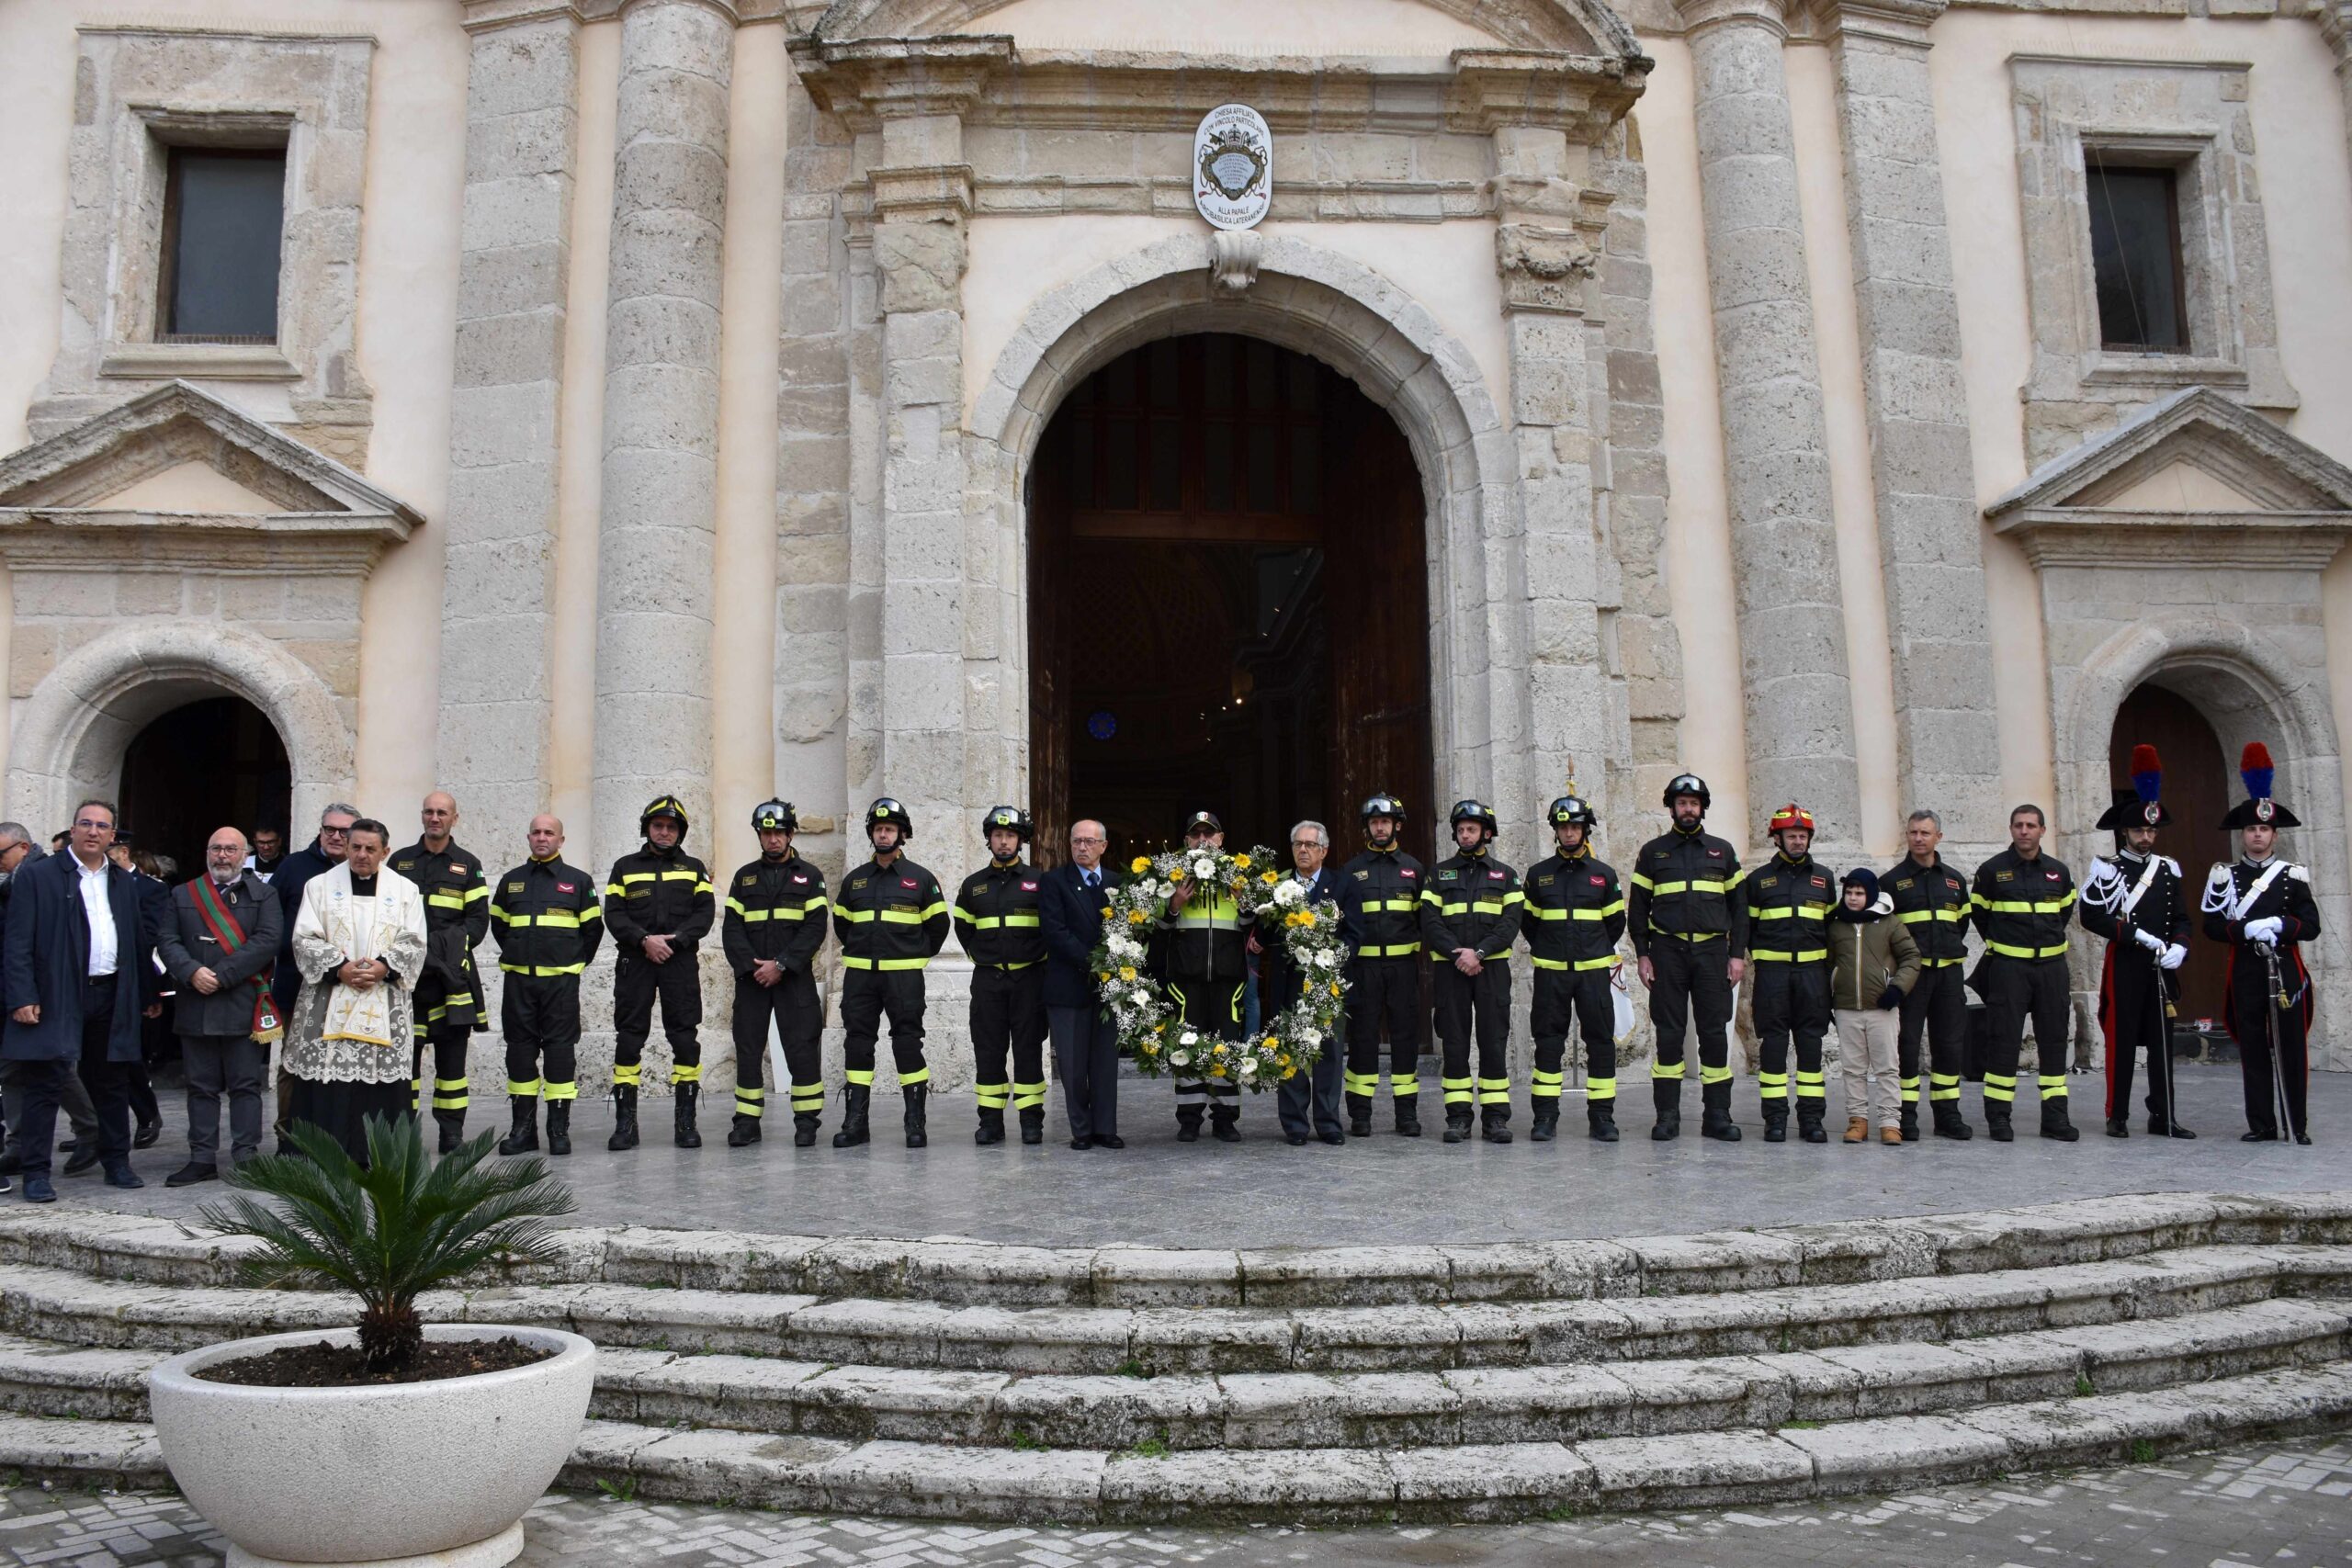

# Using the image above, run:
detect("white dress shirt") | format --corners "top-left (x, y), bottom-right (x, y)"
top-left (76, 856), bottom-right (118, 977)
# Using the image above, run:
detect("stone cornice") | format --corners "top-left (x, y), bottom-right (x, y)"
top-left (1804, 0), bottom-right (1947, 46)
top-left (2001, 517), bottom-right (2349, 571)
top-left (869, 162), bottom-right (975, 222)
top-left (0, 515), bottom-right (408, 579)
top-left (459, 0), bottom-right (590, 33)
top-left (787, 34), bottom-right (1013, 124)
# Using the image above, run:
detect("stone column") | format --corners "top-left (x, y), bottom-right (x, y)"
top-left (1818, 0), bottom-right (2001, 853)
top-left (437, 2), bottom-right (582, 839)
top-left (1677, 0), bottom-right (1862, 839)
top-left (2323, 3), bottom-right (2352, 182)
top-left (591, 0), bottom-right (734, 863)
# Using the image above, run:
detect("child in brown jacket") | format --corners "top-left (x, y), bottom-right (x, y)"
top-left (1828, 868), bottom-right (1922, 1145)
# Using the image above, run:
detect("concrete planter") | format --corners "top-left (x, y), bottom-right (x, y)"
top-left (148, 1324), bottom-right (594, 1567)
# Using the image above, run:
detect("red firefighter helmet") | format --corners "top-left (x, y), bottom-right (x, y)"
top-left (1767, 803), bottom-right (1816, 839)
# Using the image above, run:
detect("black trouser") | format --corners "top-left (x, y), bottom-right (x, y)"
top-left (1170, 976), bottom-right (1244, 1124)
top-left (970, 964), bottom-right (1048, 1121)
top-left (1344, 955), bottom-right (1421, 1118)
top-left (2100, 949), bottom-right (2176, 1126)
top-left (1532, 965), bottom-right (1616, 1112)
top-left (841, 967), bottom-right (927, 1090)
top-left (614, 951), bottom-right (702, 1089)
top-left (1278, 1011), bottom-right (1344, 1138)
top-left (1048, 1004), bottom-right (1118, 1141)
top-left (1647, 936), bottom-right (1732, 1103)
top-left (502, 975), bottom-right (580, 1104)
top-left (412, 1024), bottom-right (472, 1121)
top-left (9, 978), bottom-right (133, 1179)
top-left (1897, 962), bottom-right (1968, 1117)
top-left (1981, 955), bottom-right (2070, 1112)
top-left (731, 968), bottom-right (823, 1122)
top-left (2229, 964), bottom-right (2310, 1139)
top-left (0, 1057), bottom-right (96, 1160)
top-left (1434, 960), bottom-right (1512, 1118)
top-left (1749, 960), bottom-right (1829, 1117)
top-left (182, 1032), bottom-right (268, 1165)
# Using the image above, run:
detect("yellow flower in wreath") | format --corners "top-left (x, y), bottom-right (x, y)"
top-left (1213, 1043), bottom-right (1229, 1055)
top-left (1127, 909), bottom-right (1149, 925)
top-left (1275, 1053), bottom-right (1292, 1069)
top-left (1262, 1036), bottom-right (1280, 1051)
top-left (1329, 982), bottom-right (1342, 997)
top-left (1283, 1066), bottom-right (1299, 1079)
top-left (1210, 1065), bottom-right (1227, 1077)
top-left (1118, 965), bottom-right (1136, 981)
top-left (1261, 870), bottom-right (1279, 885)
top-left (1234, 853), bottom-right (1251, 870)
top-left (1131, 856), bottom-right (1151, 874)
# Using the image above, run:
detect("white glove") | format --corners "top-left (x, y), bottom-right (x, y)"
top-left (2132, 928), bottom-right (2166, 954)
top-left (2160, 942), bottom-right (2188, 971)
top-left (2245, 916), bottom-right (2283, 946)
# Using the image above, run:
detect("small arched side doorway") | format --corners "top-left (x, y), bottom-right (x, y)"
top-left (2108, 682), bottom-right (2229, 1025)
top-left (119, 694), bottom-right (292, 878)
top-left (1026, 333), bottom-right (1435, 864)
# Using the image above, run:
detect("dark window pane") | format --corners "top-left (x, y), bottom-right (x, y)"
top-left (1287, 355), bottom-right (1319, 411)
top-left (1148, 340), bottom-right (1181, 408)
top-left (1247, 423), bottom-right (1277, 512)
top-left (1203, 334), bottom-right (1235, 408)
top-left (1104, 417), bottom-right (1138, 509)
top-left (1068, 415), bottom-right (1094, 505)
top-left (1246, 340), bottom-right (1276, 409)
top-left (1204, 422), bottom-right (1236, 511)
top-left (163, 148), bottom-right (285, 341)
top-left (1290, 424), bottom-right (1320, 513)
top-left (1148, 418), bottom-right (1182, 510)
top-left (1106, 353), bottom-right (1139, 407)
top-left (2086, 164), bottom-right (2186, 352)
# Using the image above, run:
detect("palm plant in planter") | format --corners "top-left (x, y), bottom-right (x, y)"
top-left (147, 1114), bottom-right (598, 1567)
top-left (203, 1115), bottom-right (578, 1373)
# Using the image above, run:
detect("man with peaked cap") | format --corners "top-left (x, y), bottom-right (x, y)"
top-left (2202, 744), bottom-right (2321, 1144)
top-left (719, 800), bottom-right (830, 1148)
top-left (954, 806), bottom-right (1050, 1146)
top-left (1159, 810), bottom-right (1254, 1144)
top-left (604, 795), bottom-right (717, 1150)
top-left (2080, 746), bottom-right (2193, 1139)
top-left (831, 799), bottom-right (950, 1148)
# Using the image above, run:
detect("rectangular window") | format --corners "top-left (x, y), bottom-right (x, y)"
top-left (2086, 161), bottom-right (2188, 353)
top-left (158, 146), bottom-right (286, 342)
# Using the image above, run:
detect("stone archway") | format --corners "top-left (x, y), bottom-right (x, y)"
top-left (6, 621), bottom-right (354, 843)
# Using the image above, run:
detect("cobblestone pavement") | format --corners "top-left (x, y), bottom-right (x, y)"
top-left (3, 1433), bottom-right (2346, 1566)
top-left (50, 1064), bottom-right (2351, 1247)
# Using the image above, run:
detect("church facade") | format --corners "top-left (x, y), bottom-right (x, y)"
top-left (3, 0), bottom-right (2350, 1081)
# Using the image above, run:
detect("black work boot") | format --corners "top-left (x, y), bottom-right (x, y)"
top-left (1442, 1107), bottom-right (1474, 1144)
top-left (1899, 1100), bottom-right (1920, 1143)
top-left (1796, 1101), bottom-right (1827, 1145)
top-left (1209, 1104), bottom-right (1240, 1144)
top-left (832, 1085), bottom-right (871, 1147)
top-left (1019, 1107), bottom-right (1045, 1145)
top-left (1984, 1102), bottom-right (2014, 1142)
top-left (1480, 1105), bottom-right (1513, 1145)
top-left (1931, 1101), bottom-right (1973, 1141)
top-left (545, 1100), bottom-right (571, 1157)
top-left (434, 1111), bottom-right (466, 1156)
top-left (1346, 1093), bottom-right (1373, 1137)
top-left (792, 1111), bottom-right (820, 1148)
top-left (975, 1108), bottom-right (1006, 1145)
top-left (1700, 1080), bottom-right (1742, 1142)
top-left (1651, 1078), bottom-right (1681, 1141)
top-left (1589, 1100), bottom-right (1620, 1143)
top-left (729, 1112), bottom-right (762, 1147)
top-left (606, 1086), bottom-right (639, 1151)
top-left (903, 1085), bottom-right (929, 1148)
top-left (2039, 1096), bottom-right (2078, 1143)
top-left (673, 1084), bottom-right (703, 1148)
top-left (1761, 1103), bottom-right (1789, 1144)
top-left (1395, 1101), bottom-right (1421, 1137)
top-left (1529, 1104), bottom-right (1559, 1142)
top-left (1176, 1108), bottom-right (1203, 1144)
top-left (496, 1097), bottom-right (538, 1156)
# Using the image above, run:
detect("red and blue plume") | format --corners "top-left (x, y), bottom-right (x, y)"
top-left (2130, 744), bottom-right (2162, 806)
top-left (2240, 741), bottom-right (2275, 802)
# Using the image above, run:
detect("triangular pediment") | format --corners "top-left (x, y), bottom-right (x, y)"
top-left (0, 381), bottom-right (416, 527)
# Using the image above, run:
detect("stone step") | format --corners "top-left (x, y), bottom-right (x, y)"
top-left (3, 1243), bottom-right (2343, 1372)
top-left (4, 1297), bottom-right (2339, 1453)
top-left (7, 1361), bottom-right (2348, 1523)
top-left (7, 1190), bottom-right (2346, 1308)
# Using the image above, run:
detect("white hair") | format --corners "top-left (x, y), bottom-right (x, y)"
top-left (1291, 820), bottom-right (1329, 846)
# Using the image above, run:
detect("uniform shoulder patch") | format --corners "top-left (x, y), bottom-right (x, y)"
top-left (1533, 874), bottom-right (1554, 886)
top-left (394, 859), bottom-right (414, 871)
top-left (1353, 869), bottom-right (1369, 880)
top-left (506, 881), bottom-right (525, 894)
top-left (2289, 863), bottom-right (2311, 883)
top-left (2161, 856), bottom-right (2181, 876)
top-left (741, 874), bottom-right (757, 886)
top-left (1892, 877), bottom-right (1913, 891)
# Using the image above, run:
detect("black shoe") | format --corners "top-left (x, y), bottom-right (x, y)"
top-left (62, 1147), bottom-right (100, 1177)
top-left (1932, 1106), bottom-right (1973, 1141)
top-left (435, 1114), bottom-right (466, 1156)
top-left (1442, 1113), bottom-right (1473, 1145)
top-left (1797, 1108), bottom-right (1827, 1145)
top-left (1589, 1110), bottom-right (1620, 1143)
top-left (1096, 1134), bottom-right (1125, 1149)
top-left (545, 1102), bottom-right (571, 1157)
top-left (2296, 1133), bottom-right (2312, 1145)
top-left (792, 1113), bottom-right (820, 1148)
top-left (901, 1085), bottom-right (928, 1149)
top-left (729, 1114), bottom-right (763, 1148)
top-left (1395, 1111), bottom-right (1421, 1137)
top-left (2107, 1118), bottom-right (2130, 1138)
top-left (606, 1086), bottom-right (639, 1151)
top-left (1176, 1123), bottom-right (1200, 1144)
top-left (674, 1085), bottom-right (703, 1150)
top-left (1349, 1117), bottom-right (1372, 1138)
top-left (1528, 1112), bottom-right (1558, 1143)
top-left (2243, 1129), bottom-right (2274, 1142)
top-left (103, 1165), bottom-right (143, 1190)
top-left (1651, 1112), bottom-right (1680, 1142)
top-left (1069, 1135), bottom-right (1093, 1150)
top-left (498, 1099), bottom-right (539, 1156)
top-left (1653, 1080), bottom-right (1681, 1141)
top-left (1317, 1129), bottom-right (1346, 1145)
top-left (132, 1121), bottom-right (161, 1150)
top-left (1020, 1111), bottom-right (1045, 1145)
top-left (2151, 1119), bottom-right (2196, 1140)
top-left (1210, 1115), bottom-right (1240, 1145)
top-left (1762, 1110), bottom-right (1788, 1144)
top-left (1284, 1131), bottom-right (1308, 1145)
top-left (832, 1085), bottom-right (871, 1148)
top-left (1701, 1110), bottom-right (1742, 1143)
top-left (975, 1113), bottom-right (1006, 1146)
top-left (22, 1176), bottom-right (54, 1203)
top-left (57, 1139), bottom-right (76, 1154)
top-left (164, 1162), bottom-right (218, 1188)
top-left (1481, 1114), bottom-right (1512, 1145)
top-left (1987, 1111), bottom-right (2015, 1142)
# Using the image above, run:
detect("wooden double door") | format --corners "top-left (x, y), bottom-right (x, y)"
top-left (1028, 333), bottom-right (1435, 870)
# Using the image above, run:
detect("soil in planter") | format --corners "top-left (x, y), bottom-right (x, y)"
top-left (193, 1336), bottom-right (554, 1388)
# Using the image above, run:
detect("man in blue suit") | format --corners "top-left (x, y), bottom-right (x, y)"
top-left (1266, 820), bottom-right (1351, 1145)
top-left (1039, 818), bottom-right (1123, 1149)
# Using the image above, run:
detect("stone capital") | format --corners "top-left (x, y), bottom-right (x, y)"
top-left (1670, 0), bottom-right (1796, 39)
top-left (616, 0), bottom-right (741, 20)
top-left (460, 0), bottom-right (590, 32)
top-left (1495, 221), bottom-right (1599, 315)
top-left (1804, 0), bottom-right (1946, 50)
top-left (788, 34), bottom-right (1012, 129)
top-left (870, 162), bottom-right (974, 225)
top-left (1446, 50), bottom-right (1645, 141)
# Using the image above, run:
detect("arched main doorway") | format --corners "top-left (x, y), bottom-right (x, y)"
top-left (2108, 682), bottom-right (2229, 1025)
top-left (1027, 333), bottom-right (1434, 863)
top-left (119, 694), bottom-right (292, 877)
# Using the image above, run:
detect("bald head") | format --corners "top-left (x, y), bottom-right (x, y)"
top-left (206, 827), bottom-right (249, 885)
top-left (1069, 818), bottom-right (1106, 871)
top-left (421, 792), bottom-right (458, 847)
top-left (527, 814), bottom-right (564, 860)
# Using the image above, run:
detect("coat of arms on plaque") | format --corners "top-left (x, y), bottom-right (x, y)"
top-left (1193, 104), bottom-right (1272, 231)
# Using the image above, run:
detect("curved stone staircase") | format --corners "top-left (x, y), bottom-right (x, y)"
top-left (0, 1192), bottom-right (2345, 1522)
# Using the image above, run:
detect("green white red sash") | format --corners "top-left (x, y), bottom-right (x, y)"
top-left (188, 875), bottom-right (284, 1044)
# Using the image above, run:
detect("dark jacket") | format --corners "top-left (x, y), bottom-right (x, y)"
top-left (1882, 852), bottom-right (1973, 968)
top-left (0, 845), bottom-right (44, 1015)
top-left (720, 853), bottom-right (830, 977)
top-left (1, 850), bottom-right (152, 1064)
top-left (391, 838), bottom-right (490, 1031)
top-left (1627, 826), bottom-right (1746, 954)
top-left (1739, 852), bottom-right (1837, 966)
top-left (156, 872), bottom-right (284, 1038)
top-left (1040, 862), bottom-right (1121, 1010)
top-left (268, 839), bottom-right (341, 1015)
top-left (2201, 855), bottom-right (2324, 1038)
top-left (1419, 849), bottom-right (1523, 963)
top-left (832, 856), bottom-right (951, 971)
top-left (1338, 846), bottom-right (1426, 961)
top-left (1260, 866), bottom-right (1343, 1013)
top-left (2081, 850), bottom-right (2190, 994)
top-left (604, 843), bottom-right (715, 955)
top-left (1971, 848), bottom-right (2076, 963)
top-left (955, 859), bottom-right (1047, 970)
top-left (1521, 847), bottom-right (1627, 973)
top-left (1827, 894), bottom-right (1923, 1011)
top-left (490, 857), bottom-right (605, 979)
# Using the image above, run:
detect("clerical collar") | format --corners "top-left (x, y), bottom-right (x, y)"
top-left (350, 874), bottom-right (379, 895)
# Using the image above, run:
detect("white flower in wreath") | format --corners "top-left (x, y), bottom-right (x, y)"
top-left (1314, 949), bottom-right (1338, 969)
top-left (1237, 1057), bottom-right (1258, 1077)
top-left (1168, 1049), bottom-right (1191, 1067)
top-left (1179, 1030), bottom-right (1198, 1046)
top-left (1191, 855), bottom-right (1217, 880)
top-left (1272, 878), bottom-right (1306, 908)
top-left (1299, 1028), bottom-right (1322, 1048)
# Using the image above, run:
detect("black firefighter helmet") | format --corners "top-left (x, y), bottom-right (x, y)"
top-left (751, 798), bottom-right (797, 835)
top-left (1449, 798), bottom-right (1498, 841)
top-left (1360, 792), bottom-right (1408, 825)
top-left (981, 805), bottom-right (1034, 842)
top-left (1549, 795), bottom-right (1598, 831)
top-left (865, 797), bottom-right (915, 841)
top-left (639, 795), bottom-right (690, 840)
top-left (1662, 773), bottom-right (1711, 812)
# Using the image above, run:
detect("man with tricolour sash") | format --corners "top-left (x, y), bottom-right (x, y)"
top-left (155, 828), bottom-right (285, 1185)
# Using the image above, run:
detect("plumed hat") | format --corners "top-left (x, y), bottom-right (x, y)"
top-left (2220, 742), bottom-right (2300, 829)
top-left (2096, 744), bottom-right (2173, 830)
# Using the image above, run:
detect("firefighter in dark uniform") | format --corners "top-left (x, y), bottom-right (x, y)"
top-left (1627, 773), bottom-right (1745, 1142)
top-left (2081, 746), bottom-right (2192, 1140)
top-left (1968, 803), bottom-right (2079, 1143)
top-left (831, 798), bottom-right (951, 1148)
top-left (2203, 742), bottom-right (2321, 1144)
top-left (1521, 794), bottom-right (1625, 1143)
top-left (719, 800), bottom-right (830, 1149)
top-left (604, 795), bottom-right (716, 1151)
top-left (1882, 810), bottom-right (1975, 1140)
top-left (1419, 799), bottom-right (1524, 1145)
top-left (955, 806), bottom-right (1049, 1146)
top-left (393, 791), bottom-right (488, 1154)
top-left (1159, 810), bottom-right (1254, 1144)
top-left (1738, 803), bottom-right (1837, 1145)
top-left (1339, 793), bottom-right (1425, 1137)
top-left (488, 814), bottom-right (603, 1156)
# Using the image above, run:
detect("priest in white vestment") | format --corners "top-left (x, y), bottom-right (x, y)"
top-left (284, 818), bottom-right (428, 1162)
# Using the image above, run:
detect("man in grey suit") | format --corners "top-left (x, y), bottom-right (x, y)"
top-left (154, 829), bottom-right (283, 1185)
